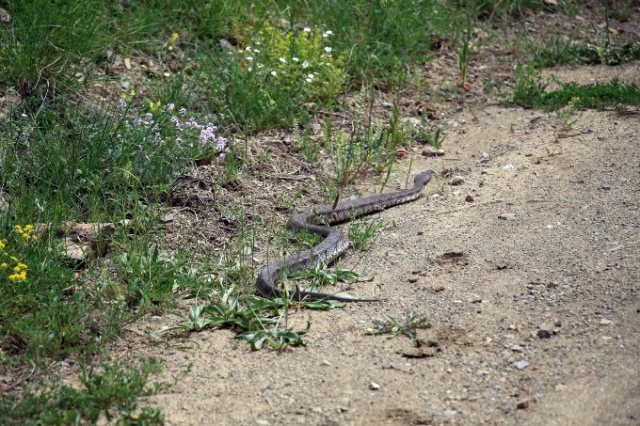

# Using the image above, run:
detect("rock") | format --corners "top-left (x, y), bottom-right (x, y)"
top-left (498, 213), bottom-right (517, 221)
top-left (369, 382), bottom-right (380, 390)
top-left (219, 38), bottom-right (236, 52)
top-left (517, 398), bottom-right (530, 409)
top-left (450, 176), bottom-right (465, 185)
top-left (600, 318), bottom-right (612, 326)
top-left (442, 409), bottom-right (457, 421)
top-left (514, 361), bottom-right (529, 370)
top-left (465, 194), bottom-right (474, 202)
top-left (537, 328), bottom-right (552, 339)
top-left (321, 360), bottom-right (332, 367)
top-left (511, 345), bottom-right (524, 353)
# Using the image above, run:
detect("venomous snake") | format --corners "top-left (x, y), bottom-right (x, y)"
top-left (256, 170), bottom-right (434, 302)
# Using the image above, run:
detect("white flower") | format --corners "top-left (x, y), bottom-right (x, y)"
top-left (245, 46), bottom-right (252, 52)
top-left (303, 27), bottom-right (311, 33)
top-left (324, 47), bottom-right (332, 53)
top-left (306, 78), bottom-right (313, 83)
top-left (248, 67), bottom-right (253, 72)
top-left (307, 74), bottom-right (314, 79)
top-left (292, 57), bottom-right (299, 62)
top-left (279, 57), bottom-right (287, 63)
top-left (257, 63), bottom-right (264, 68)
top-left (253, 49), bottom-right (260, 53)
top-left (271, 71), bottom-right (277, 76)
top-left (322, 30), bottom-right (333, 38)
top-left (246, 56), bottom-right (253, 61)
top-left (302, 60), bottom-right (309, 68)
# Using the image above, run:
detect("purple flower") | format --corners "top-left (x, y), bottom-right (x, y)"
top-left (179, 107), bottom-right (187, 116)
top-left (167, 103), bottom-right (175, 111)
top-left (216, 137), bottom-right (227, 151)
top-left (199, 124), bottom-right (219, 145)
top-left (118, 98), bottom-right (126, 109)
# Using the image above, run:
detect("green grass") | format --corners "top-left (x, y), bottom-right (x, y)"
top-left (512, 65), bottom-right (640, 110)
top-left (1, 0), bottom-right (636, 422)
top-left (0, 357), bottom-right (176, 425)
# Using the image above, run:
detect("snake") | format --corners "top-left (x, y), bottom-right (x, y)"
top-left (255, 170), bottom-right (434, 302)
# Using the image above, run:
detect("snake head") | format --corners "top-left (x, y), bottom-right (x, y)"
top-left (414, 170), bottom-right (434, 187)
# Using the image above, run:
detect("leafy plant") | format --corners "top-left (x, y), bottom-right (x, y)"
top-left (367, 311), bottom-right (432, 341)
top-left (0, 357), bottom-right (173, 425)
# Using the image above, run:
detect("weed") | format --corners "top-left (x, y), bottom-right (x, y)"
top-left (0, 357), bottom-right (174, 425)
top-left (349, 218), bottom-right (386, 251)
top-left (513, 76), bottom-right (640, 111)
top-left (367, 311), bottom-right (432, 341)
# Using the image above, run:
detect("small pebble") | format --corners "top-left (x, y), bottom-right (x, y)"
top-left (537, 329), bottom-right (552, 339)
top-left (514, 361), bottom-right (529, 370)
top-left (517, 398), bottom-right (530, 409)
top-left (600, 319), bottom-right (612, 326)
top-left (498, 213), bottom-right (517, 221)
top-left (511, 345), bottom-right (524, 353)
top-left (465, 194), bottom-right (474, 202)
top-left (369, 382), bottom-right (380, 391)
top-left (442, 409), bottom-right (457, 421)
top-left (450, 176), bottom-right (465, 185)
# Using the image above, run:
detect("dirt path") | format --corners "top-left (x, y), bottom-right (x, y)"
top-left (126, 67), bottom-right (640, 425)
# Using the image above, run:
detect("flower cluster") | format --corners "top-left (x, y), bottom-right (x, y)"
top-left (15, 224), bottom-right (37, 241)
top-left (117, 98), bottom-right (229, 161)
top-left (238, 23), bottom-right (346, 103)
top-left (0, 234), bottom-right (29, 283)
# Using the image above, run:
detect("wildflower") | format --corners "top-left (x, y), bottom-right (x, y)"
top-left (216, 137), bottom-right (228, 152)
top-left (199, 124), bottom-right (218, 145)
top-left (302, 60), bottom-right (309, 68)
top-left (0, 263), bottom-right (6, 269)
top-left (149, 100), bottom-right (162, 113)
top-left (292, 57), bottom-right (299, 62)
top-left (303, 27), bottom-right (311, 33)
top-left (246, 56), bottom-right (253, 61)
top-left (118, 98), bottom-right (126, 109)
top-left (179, 107), bottom-right (187, 116)
top-left (0, 240), bottom-right (4, 250)
top-left (168, 32), bottom-right (179, 51)
top-left (279, 57), bottom-right (287, 63)
top-left (167, 103), bottom-right (175, 111)
top-left (324, 47), bottom-right (332, 53)
top-left (271, 71), bottom-right (277, 76)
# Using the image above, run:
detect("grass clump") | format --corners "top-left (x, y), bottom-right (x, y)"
top-left (512, 66), bottom-right (640, 111)
top-left (0, 357), bottom-right (172, 425)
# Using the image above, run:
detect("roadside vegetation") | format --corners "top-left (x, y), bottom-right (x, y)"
top-left (1, 0), bottom-right (638, 423)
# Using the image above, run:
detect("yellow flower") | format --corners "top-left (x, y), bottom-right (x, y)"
top-left (8, 272), bottom-right (26, 282)
top-left (0, 240), bottom-right (5, 250)
top-left (17, 263), bottom-right (27, 270)
top-left (0, 263), bottom-right (7, 269)
top-left (149, 100), bottom-right (162, 113)
top-left (168, 32), bottom-right (179, 51)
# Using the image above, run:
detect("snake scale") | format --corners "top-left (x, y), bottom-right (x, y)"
top-left (256, 170), bottom-right (434, 302)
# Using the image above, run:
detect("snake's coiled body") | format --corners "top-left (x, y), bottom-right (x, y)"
top-left (256, 170), bottom-right (434, 302)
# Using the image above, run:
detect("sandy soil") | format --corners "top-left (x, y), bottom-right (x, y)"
top-left (115, 55), bottom-right (640, 425)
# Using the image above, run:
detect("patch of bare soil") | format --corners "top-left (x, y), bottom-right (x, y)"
top-left (96, 4), bottom-right (640, 424)
top-left (112, 58), bottom-right (640, 425)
